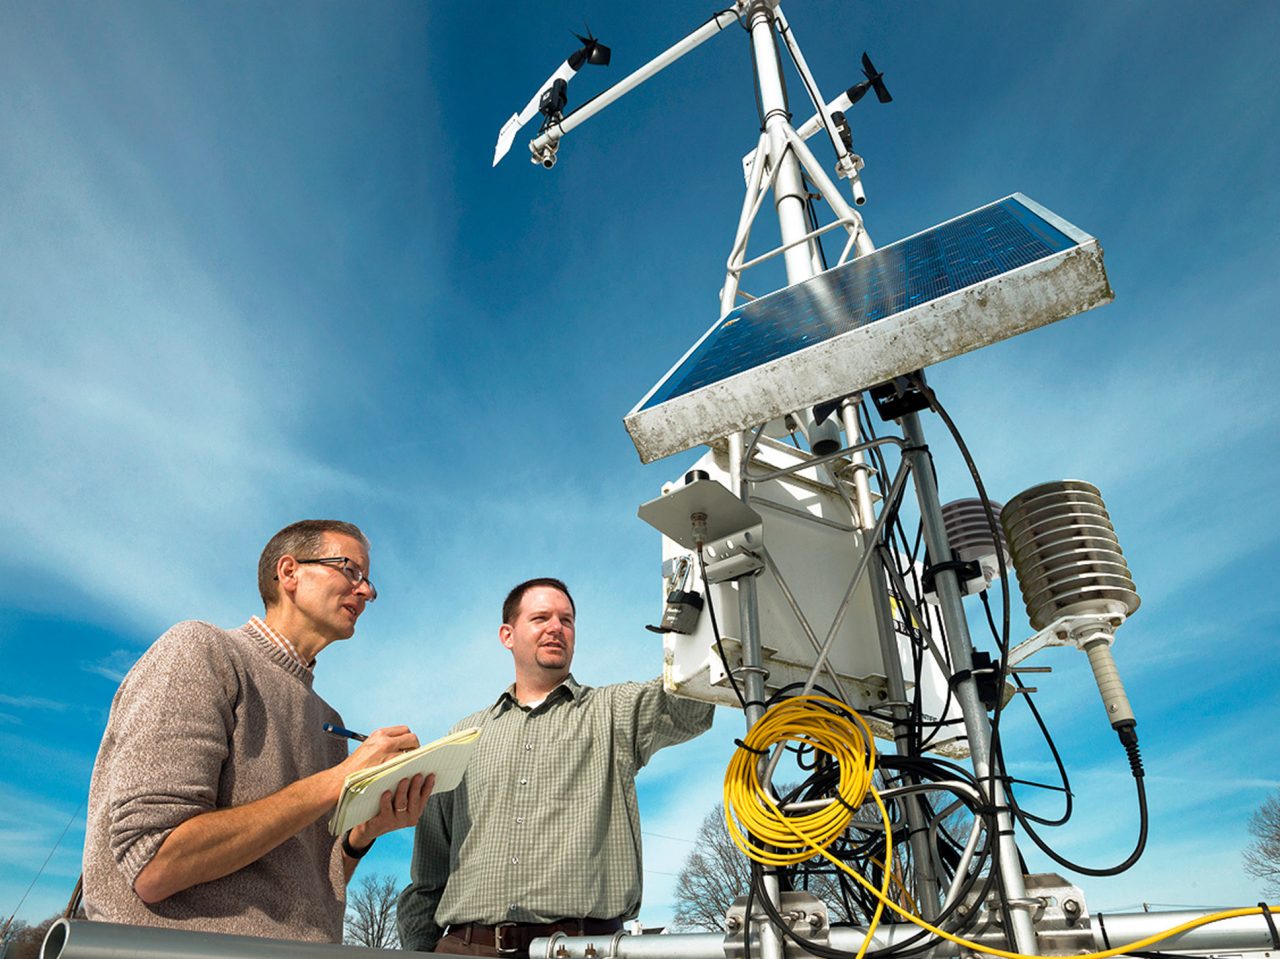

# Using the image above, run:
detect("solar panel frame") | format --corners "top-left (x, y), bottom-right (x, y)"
top-left (624, 193), bottom-right (1114, 463)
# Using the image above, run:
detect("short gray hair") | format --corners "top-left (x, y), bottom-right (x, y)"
top-left (258, 520), bottom-right (369, 608)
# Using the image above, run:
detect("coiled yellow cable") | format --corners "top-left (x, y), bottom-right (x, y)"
top-left (724, 696), bottom-right (892, 959)
top-left (724, 696), bottom-right (1278, 959)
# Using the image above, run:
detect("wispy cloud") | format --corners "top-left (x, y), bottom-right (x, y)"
top-left (0, 77), bottom-right (376, 635)
top-left (2, 0), bottom-right (1277, 932)
top-left (0, 695), bottom-right (67, 712)
top-left (0, 784), bottom-right (86, 922)
top-left (79, 650), bottom-right (141, 686)
top-left (635, 724), bottom-right (739, 922)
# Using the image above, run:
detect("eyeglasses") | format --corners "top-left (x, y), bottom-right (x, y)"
top-left (294, 556), bottom-right (378, 601)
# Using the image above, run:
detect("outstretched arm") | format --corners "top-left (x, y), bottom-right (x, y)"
top-left (621, 678), bottom-right (716, 769)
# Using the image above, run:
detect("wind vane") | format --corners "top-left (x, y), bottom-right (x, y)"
top-left (492, 30), bottom-right (611, 167)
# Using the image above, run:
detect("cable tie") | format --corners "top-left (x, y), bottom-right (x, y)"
top-left (1258, 902), bottom-right (1280, 951)
top-left (924, 558), bottom-right (979, 580)
top-left (901, 443), bottom-right (929, 454)
top-left (831, 792), bottom-right (861, 815)
top-left (947, 668), bottom-right (973, 691)
top-left (1097, 911), bottom-right (1113, 950)
top-left (734, 738), bottom-right (769, 756)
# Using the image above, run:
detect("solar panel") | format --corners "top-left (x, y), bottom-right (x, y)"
top-left (624, 193), bottom-right (1114, 462)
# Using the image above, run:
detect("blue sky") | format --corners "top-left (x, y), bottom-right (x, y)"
top-left (3, 0), bottom-right (1279, 932)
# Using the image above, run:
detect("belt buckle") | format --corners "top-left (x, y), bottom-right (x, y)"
top-left (494, 922), bottom-right (521, 956)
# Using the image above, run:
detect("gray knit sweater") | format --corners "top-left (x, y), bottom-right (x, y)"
top-left (82, 620), bottom-right (349, 941)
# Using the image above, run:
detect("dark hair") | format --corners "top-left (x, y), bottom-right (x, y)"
top-left (502, 577), bottom-right (575, 625)
top-left (258, 520), bottom-right (369, 608)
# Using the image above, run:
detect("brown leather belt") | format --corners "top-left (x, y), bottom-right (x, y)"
top-left (446, 919), bottom-right (624, 955)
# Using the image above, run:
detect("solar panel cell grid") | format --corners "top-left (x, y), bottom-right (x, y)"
top-left (640, 197), bottom-right (1075, 412)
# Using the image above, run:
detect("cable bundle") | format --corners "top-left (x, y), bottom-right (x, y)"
top-left (725, 695), bottom-right (894, 959)
top-left (725, 695), bottom-right (882, 864)
top-left (705, 380), bottom-right (1271, 959)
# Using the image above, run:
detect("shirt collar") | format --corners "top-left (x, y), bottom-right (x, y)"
top-left (495, 674), bottom-right (581, 712)
top-left (248, 615), bottom-right (314, 669)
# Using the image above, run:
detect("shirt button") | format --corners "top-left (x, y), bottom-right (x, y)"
top-left (519, 777), bottom-right (528, 785)
top-left (524, 743), bottom-right (533, 751)
top-left (516, 816), bottom-right (525, 825)
top-left (509, 904), bottom-right (518, 913)
top-left (511, 855), bottom-right (519, 865)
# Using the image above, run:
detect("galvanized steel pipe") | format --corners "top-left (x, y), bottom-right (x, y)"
top-left (530, 909), bottom-right (1280, 959)
top-left (40, 919), bottom-right (431, 959)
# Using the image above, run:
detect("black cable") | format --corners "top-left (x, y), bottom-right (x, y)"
top-left (804, 179), bottom-right (831, 271)
top-left (698, 546), bottom-right (750, 711)
top-left (1006, 730), bottom-right (1148, 877)
top-left (732, 378), bottom-right (1122, 949)
top-left (906, 373), bottom-right (1010, 668)
top-left (910, 375), bottom-right (1151, 879)
top-left (903, 374), bottom-right (1023, 940)
top-left (1007, 691), bottom-right (1074, 825)
top-left (775, 14), bottom-right (823, 130)
top-left (770, 15), bottom-right (790, 116)
top-left (741, 738), bottom-right (1004, 959)
top-left (977, 590), bottom-right (1075, 827)
top-left (745, 16), bottom-right (766, 129)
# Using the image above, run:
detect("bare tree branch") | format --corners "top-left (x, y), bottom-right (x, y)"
top-left (1, 914), bottom-right (61, 959)
top-left (344, 872), bottom-right (401, 949)
top-left (670, 802), bottom-right (856, 931)
top-left (671, 777), bottom-right (963, 933)
top-left (1244, 791), bottom-right (1280, 896)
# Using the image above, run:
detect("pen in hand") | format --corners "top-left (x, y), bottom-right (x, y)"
top-left (322, 722), bottom-right (368, 742)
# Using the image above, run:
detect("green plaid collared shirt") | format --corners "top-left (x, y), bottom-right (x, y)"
top-left (396, 675), bottom-right (714, 951)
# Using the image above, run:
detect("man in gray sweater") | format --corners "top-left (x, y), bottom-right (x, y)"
top-left (83, 519), bottom-right (431, 942)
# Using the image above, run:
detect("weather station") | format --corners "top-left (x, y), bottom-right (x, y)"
top-left (23, 6), bottom-right (1279, 959)
top-left (480, 5), bottom-right (1276, 959)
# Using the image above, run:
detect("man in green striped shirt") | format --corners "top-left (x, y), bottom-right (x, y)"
top-left (397, 577), bottom-right (715, 956)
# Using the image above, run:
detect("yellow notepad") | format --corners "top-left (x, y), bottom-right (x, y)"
top-left (328, 727), bottom-right (480, 836)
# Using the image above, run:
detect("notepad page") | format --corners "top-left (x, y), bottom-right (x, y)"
top-left (329, 727), bottom-right (480, 836)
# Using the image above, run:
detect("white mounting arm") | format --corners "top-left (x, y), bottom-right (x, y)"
top-left (527, 9), bottom-right (740, 168)
top-left (741, 54), bottom-right (876, 199)
top-left (772, 8), bottom-right (857, 176)
top-left (494, 58), bottom-right (582, 167)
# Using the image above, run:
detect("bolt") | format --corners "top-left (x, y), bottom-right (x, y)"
top-left (584, 945), bottom-right (597, 959)
top-left (726, 916), bottom-right (742, 932)
top-left (556, 948), bottom-right (570, 959)
top-left (691, 512), bottom-right (709, 548)
top-left (808, 913), bottom-right (824, 929)
top-left (1063, 898), bottom-right (1081, 916)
